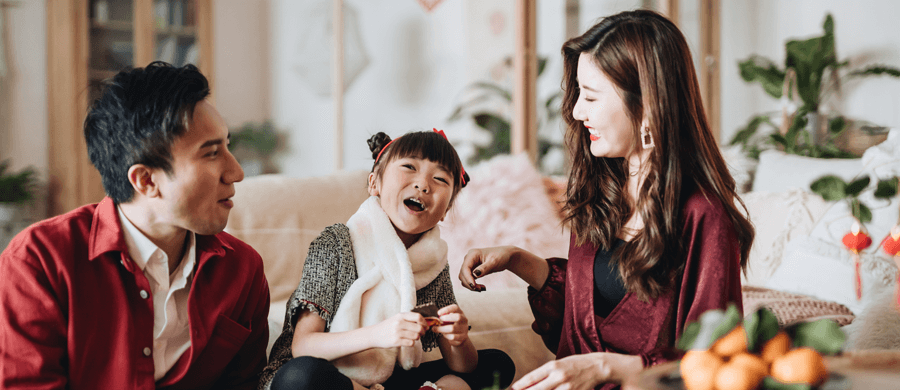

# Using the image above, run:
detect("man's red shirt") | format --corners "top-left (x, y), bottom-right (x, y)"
top-left (0, 198), bottom-right (270, 389)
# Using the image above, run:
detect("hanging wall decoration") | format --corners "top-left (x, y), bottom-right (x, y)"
top-left (416, 0), bottom-right (445, 13)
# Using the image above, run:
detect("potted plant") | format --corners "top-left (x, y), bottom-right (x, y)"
top-left (228, 121), bottom-right (283, 176)
top-left (0, 160), bottom-right (38, 247)
top-left (447, 57), bottom-right (564, 173)
top-left (730, 14), bottom-right (900, 159)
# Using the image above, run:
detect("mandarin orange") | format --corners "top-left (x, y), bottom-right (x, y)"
top-left (770, 347), bottom-right (828, 385)
top-left (680, 350), bottom-right (725, 390)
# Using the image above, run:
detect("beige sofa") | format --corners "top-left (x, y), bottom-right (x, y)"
top-left (225, 170), bottom-right (555, 383)
top-left (224, 154), bottom-right (900, 386)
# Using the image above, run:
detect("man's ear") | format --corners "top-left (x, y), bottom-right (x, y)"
top-left (367, 172), bottom-right (380, 197)
top-left (127, 165), bottom-right (160, 198)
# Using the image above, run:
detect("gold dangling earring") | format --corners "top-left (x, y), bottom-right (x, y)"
top-left (641, 126), bottom-right (655, 149)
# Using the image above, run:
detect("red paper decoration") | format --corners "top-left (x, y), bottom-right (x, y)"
top-left (416, 0), bottom-right (444, 12)
top-left (842, 222), bottom-right (871, 301)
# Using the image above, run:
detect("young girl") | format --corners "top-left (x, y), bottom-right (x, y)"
top-left (259, 129), bottom-right (515, 390)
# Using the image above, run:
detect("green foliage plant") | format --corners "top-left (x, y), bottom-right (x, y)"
top-left (228, 121), bottom-right (281, 156)
top-left (0, 160), bottom-right (37, 205)
top-left (809, 174), bottom-right (898, 223)
top-left (730, 14), bottom-right (900, 159)
top-left (447, 57), bottom-right (562, 165)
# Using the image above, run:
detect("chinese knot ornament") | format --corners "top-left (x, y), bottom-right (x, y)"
top-left (842, 221), bottom-right (871, 301)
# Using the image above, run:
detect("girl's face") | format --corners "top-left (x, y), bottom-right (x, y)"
top-left (572, 52), bottom-right (641, 159)
top-left (368, 156), bottom-right (454, 247)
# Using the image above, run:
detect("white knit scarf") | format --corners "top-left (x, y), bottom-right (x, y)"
top-left (330, 196), bottom-right (448, 386)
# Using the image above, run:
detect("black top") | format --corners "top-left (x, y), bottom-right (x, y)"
top-left (593, 239), bottom-right (627, 318)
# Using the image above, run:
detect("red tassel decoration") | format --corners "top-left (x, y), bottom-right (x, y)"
top-left (842, 221), bottom-right (871, 301)
top-left (881, 225), bottom-right (900, 312)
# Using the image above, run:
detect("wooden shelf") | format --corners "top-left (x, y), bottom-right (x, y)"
top-left (47, 0), bottom-right (214, 217)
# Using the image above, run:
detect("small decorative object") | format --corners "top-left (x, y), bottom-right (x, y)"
top-left (811, 174), bottom-right (898, 301)
top-left (842, 221), bottom-right (872, 300)
top-left (881, 225), bottom-right (900, 310)
top-left (416, 0), bottom-right (445, 13)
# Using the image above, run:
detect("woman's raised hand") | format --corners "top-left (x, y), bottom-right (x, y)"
top-left (458, 246), bottom-right (519, 291)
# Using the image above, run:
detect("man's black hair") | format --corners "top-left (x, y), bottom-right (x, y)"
top-left (84, 61), bottom-right (210, 203)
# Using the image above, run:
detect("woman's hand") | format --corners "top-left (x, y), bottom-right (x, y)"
top-left (369, 312), bottom-right (427, 349)
top-left (430, 304), bottom-right (469, 346)
top-left (458, 246), bottom-right (550, 291)
top-left (511, 353), bottom-right (643, 390)
top-left (458, 246), bottom-right (519, 291)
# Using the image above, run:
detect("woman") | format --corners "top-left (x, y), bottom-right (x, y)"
top-left (458, 10), bottom-right (754, 390)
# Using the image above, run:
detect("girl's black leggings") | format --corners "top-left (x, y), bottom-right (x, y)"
top-left (271, 348), bottom-right (515, 390)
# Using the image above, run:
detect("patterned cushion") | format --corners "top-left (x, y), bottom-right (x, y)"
top-left (742, 286), bottom-right (856, 327)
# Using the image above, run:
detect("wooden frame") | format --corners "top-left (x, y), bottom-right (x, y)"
top-left (511, 0), bottom-right (537, 161)
top-left (46, 0), bottom-right (213, 216)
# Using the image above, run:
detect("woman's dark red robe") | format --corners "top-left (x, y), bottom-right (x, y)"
top-left (528, 190), bottom-right (744, 390)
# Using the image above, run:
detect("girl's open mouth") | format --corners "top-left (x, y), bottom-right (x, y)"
top-left (404, 197), bottom-right (426, 212)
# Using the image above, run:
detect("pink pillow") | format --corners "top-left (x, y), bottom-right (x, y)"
top-left (440, 154), bottom-right (571, 291)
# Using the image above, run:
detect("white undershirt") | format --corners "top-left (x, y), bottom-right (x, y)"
top-left (118, 206), bottom-right (196, 381)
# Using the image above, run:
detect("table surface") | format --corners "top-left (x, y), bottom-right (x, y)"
top-left (625, 350), bottom-right (900, 390)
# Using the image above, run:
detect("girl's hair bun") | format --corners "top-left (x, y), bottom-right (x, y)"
top-left (367, 132), bottom-right (393, 160)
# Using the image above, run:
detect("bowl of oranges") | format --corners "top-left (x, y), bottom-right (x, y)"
top-left (662, 305), bottom-right (847, 390)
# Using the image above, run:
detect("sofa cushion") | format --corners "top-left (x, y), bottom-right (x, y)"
top-left (440, 154), bottom-right (571, 290)
top-left (741, 286), bottom-right (855, 327)
top-left (740, 189), bottom-right (831, 286)
top-left (226, 171), bottom-right (370, 303)
top-left (752, 149), bottom-right (862, 193)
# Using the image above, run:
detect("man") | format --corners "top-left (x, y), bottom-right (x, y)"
top-left (0, 62), bottom-right (270, 389)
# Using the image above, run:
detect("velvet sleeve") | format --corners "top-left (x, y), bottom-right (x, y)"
top-left (527, 257), bottom-right (567, 353)
top-left (675, 193), bottom-right (745, 343)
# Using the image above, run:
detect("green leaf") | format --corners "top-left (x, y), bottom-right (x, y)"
top-left (472, 112), bottom-right (510, 132)
top-left (874, 177), bottom-right (899, 198)
top-left (729, 115), bottom-right (770, 146)
top-left (848, 65), bottom-right (900, 78)
top-left (676, 321), bottom-right (702, 351)
top-left (743, 308), bottom-right (781, 353)
top-left (762, 376), bottom-right (813, 390)
top-left (828, 116), bottom-right (847, 134)
top-left (809, 176), bottom-right (847, 201)
top-left (845, 176), bottom-right (870, 197)
top-left (537, 57), bottom-right (548, 77)
top-left (738, 55), bottom-right (786, 99)
top-left (784, 14), bottom-right (837, 110)
top-left (787, 319), bottom-right (846, 355)
top-left (770, 133), bottom-right (788, 148)
top-left (851, 199), bottom-right (873, 223)
top-left (676, 304), bottom-right (741, 351)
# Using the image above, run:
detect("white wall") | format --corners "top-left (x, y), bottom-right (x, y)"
top-left (213, 0), bottom-right (270, 128)
top-left (720, 0), bottom-right (900, 143)
top-left (0, 0), bottom-right (48, 179)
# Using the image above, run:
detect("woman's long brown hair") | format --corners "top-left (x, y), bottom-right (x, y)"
top-left (560, 10), bottom-right (754, 301)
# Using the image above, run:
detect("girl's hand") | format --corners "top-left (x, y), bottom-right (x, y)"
top-left (511, 353), bottom-right (643, 390)
top-left (370, 312), bottom-right (427, 349)
top-left (430, 304), bottom-right (469, 346)
top-left (458, 246), bottom-right (519, 291)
